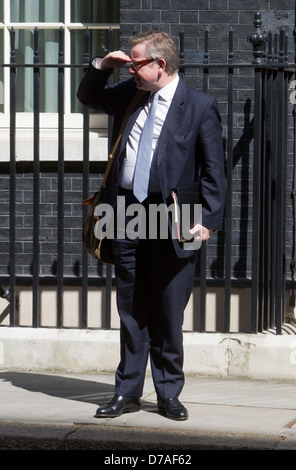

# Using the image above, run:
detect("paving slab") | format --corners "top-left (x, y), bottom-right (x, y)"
top-left (1, 370), bottom-right (296, 451)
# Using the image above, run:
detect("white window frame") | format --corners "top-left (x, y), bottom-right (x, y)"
top-left (0, 0), bottom-right (120, 162)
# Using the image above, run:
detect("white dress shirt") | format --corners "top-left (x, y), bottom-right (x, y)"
top-left (119, 75), bottom-right (180, 192)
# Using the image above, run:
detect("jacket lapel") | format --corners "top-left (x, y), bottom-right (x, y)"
top-left (157, 78), bottom-right (186, 162)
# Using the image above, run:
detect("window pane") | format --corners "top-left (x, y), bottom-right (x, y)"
top-left (71, 28), bottom-right (119, 112)
top-left (14, 29), bottom-right (59, 112)
top-left (8, 0), bottom-right (120, 113)
top-left (10, 0), bottom-right (63, 22)
top-left (71, 0), bottom-right (120, 23)
top-left (0, 0), bottom-right (3, 22)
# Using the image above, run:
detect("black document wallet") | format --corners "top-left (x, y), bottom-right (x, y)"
top-left (171, 181), bottom-right (201, 242)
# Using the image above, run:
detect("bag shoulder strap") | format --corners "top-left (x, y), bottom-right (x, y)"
top-left (101, 90), bottom-right (145, 187)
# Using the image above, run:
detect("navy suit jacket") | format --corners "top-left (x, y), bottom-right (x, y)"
top-left (77, 64), bottom-right (226, 258)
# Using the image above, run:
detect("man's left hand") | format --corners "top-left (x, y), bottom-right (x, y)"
top-left (189, 224), bottom-right (212, 241)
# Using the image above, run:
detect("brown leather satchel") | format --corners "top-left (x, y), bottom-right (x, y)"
top-left (82, 90), bottom-right (144, 264)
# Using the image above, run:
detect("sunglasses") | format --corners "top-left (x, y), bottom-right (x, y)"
top-left (130, 58), bottom-right (156, 72)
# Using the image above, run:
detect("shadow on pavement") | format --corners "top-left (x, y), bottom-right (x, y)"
top-left (0, 371), bottom-right (157, 412)
top-left (0, 371), bottom-right (115, 404)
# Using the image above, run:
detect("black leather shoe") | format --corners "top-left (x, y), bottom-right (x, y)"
top-left (94, 394), bottom-right (141, 418)
top-left (157, 398), bottom-right (188, 421)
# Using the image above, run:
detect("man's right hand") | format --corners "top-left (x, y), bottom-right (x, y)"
top-left (98, 51), bottom-right (131, 70)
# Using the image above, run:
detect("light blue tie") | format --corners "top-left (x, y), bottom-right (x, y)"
top-left (133, 93), bottom-right (159, 202)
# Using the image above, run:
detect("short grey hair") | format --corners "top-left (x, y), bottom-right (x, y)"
top-left (129, 31), bottom-right (179, 75)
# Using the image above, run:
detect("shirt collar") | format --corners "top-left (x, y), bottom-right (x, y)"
top-left (154, 74), bottom-right (179, 102)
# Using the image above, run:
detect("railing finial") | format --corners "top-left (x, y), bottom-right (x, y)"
top-left (247, 12), bottom-right (267, 64)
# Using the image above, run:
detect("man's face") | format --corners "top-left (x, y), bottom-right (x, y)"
top-left (129, 42), bottom-right (159, 91)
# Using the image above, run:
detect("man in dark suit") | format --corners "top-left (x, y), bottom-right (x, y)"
top-left (77, 31), bottom-right (225, 420)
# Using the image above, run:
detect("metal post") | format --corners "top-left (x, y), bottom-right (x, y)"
top-left (104, 27), bottom-right (115, 331)
top-left (9, 27), bottom-right (16, 326)
top-left (82, 27), bottom-right (90, 329)
top-left (179, 29), bottom-right (185, 79)
top-left (57, 27), bottom-right (65, 328)
top-left (32, 27), bottom-right (40, 327)
top-left (224, 27), bottom-right (234, 333)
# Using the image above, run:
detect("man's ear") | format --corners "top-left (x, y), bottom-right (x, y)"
top-left (157, 58), bottom-right (166, 70)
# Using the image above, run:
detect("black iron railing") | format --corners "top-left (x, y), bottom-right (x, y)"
top-left (0, 13), bottom-right (295, 334)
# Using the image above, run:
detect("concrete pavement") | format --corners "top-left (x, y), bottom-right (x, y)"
top-left (0, 370), bottom-right (296, 451)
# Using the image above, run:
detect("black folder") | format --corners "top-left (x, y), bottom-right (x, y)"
top-left (171, 181), bottom-right (201, 242)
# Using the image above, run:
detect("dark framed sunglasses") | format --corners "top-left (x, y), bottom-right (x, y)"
top-left (130, 58), bottom-right (156, 72)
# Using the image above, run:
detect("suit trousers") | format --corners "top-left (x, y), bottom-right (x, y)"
top-left (112, 189), bottom-right (197, 400)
